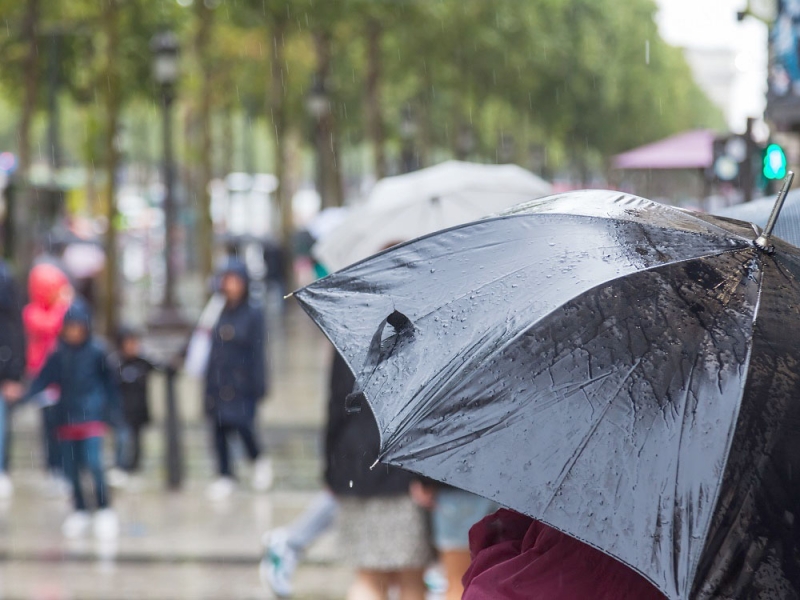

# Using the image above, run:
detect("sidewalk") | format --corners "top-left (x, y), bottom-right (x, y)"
top-left (0, 482), bottom-right (350, 600)
top-left (0, 304), bottom-right (352, 600)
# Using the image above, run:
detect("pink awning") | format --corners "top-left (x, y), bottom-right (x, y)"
top-left (612, 129), bottom-right (716, 170)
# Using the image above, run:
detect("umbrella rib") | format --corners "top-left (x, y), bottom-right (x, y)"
top-left (540, 359), bottom-right (642, 513)
top-left (682, 256), bottom-right (765, 596)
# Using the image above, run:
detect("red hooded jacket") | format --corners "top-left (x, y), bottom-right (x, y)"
top-left (23, 264), bottom-right (71, 376)
top-left (463, 509), bottom-right (667, 600)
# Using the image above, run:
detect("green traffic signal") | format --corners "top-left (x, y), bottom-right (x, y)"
top-left (763, 144), bottom-right (787, 180)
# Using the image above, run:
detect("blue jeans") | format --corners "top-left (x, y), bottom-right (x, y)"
top-left (114, 424), bottom-right (132, 470)
top-left (42, 404), bottom-right (62, 473)
top-left (61, 437), bottom-right (109, 511)
top-left (285, 490), bottom-right (338, 553)
top-left (432, 489), bottom-right (498, 551)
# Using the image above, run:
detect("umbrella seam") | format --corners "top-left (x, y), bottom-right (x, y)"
top-left (685, 254), bottom-right (764, 598)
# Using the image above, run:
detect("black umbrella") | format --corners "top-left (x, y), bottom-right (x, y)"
top-left (295, 183), bottom-right (800, 600)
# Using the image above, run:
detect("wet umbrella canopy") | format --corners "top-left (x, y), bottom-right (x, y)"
top-left (295, 189), bottom-right (800, 600)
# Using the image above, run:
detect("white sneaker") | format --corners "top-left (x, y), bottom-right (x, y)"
top-left (206, 477), bottom-right (236, 501)
top-left (252, 457), bottom-right (274, 492)
top-left (93, 509), bottom-right (119, 540)
top-left (62, 511), bottom-right (91, 538)
top-left (107, 468), bottom-right (129, 489)
top-left (0, 473), bottom-right (13, 499)
top-left (260, 528), bottom-right (297, 598)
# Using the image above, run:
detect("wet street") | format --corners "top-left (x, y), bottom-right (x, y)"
top-left (0, 307), bottom-right (352, 600)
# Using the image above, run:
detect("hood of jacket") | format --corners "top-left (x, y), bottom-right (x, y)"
top-left (62, 298), bottom-right (92, 337)
top-left (28, 263), bottom-right (70, 308)
top-left (218, 258), bottom-right (250, 299)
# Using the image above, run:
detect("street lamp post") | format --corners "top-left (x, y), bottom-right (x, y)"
top-left (149, 31), bottom-right (185, 329)
top-left (150, 31), bottom-right (186, 490)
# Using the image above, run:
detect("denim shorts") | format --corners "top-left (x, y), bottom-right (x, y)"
top-left (432, 488), bottom-right (498, 551)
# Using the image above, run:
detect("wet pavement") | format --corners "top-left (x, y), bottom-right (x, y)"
top-left (0, 305), bottom-right (353, 600)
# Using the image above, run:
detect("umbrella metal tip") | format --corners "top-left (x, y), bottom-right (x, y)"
top-left (754, 234), bottom-right (774, 254)
top-left (754, 171), bottom-right (795, 253)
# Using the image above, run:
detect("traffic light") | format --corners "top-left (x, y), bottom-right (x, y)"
top-left (763, 143), bottom-right (787, 180)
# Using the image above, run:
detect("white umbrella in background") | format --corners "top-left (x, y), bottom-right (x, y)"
top-left (313, 160), bottom-right (552, 272)
top-left (62, 242), bottom-right (106, 279)
top-left (306, 206), bottom-right (349, 240)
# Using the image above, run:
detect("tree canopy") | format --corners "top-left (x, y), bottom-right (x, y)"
top-left (0, 0), bottom-right (722, 182)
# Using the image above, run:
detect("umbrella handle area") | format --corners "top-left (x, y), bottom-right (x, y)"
top-left (755, 171), bottom-right (795, 253)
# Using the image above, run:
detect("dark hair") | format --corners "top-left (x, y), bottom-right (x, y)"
top-left (116, 325), bottom-right (142, 347)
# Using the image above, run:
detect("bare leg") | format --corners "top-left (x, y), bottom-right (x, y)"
top-left (396, 568), bottom-right (426, 600)
top-left (441, 550), bottom-right (472, 600)
top-left (347, 569), bottom-right (393, 600)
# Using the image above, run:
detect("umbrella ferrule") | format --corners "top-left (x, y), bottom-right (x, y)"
top-left (754, 171), bottom-right (794, 253)
top-left (754, 234), bottom-right (774, 254)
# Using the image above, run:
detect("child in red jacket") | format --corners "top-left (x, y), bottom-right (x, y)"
top-left (22, 263), bottom-right (72, 486)
top-left (23, 263), bottom-right (72, 375)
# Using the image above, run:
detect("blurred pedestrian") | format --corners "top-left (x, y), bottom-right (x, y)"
top-left (0, 259), bottom-right (25, 498)
top-left (462, 509), bottom-right (666, 599)
top-left (410, 481), bottom-right (498, 600)
top-left (205, 259), bottom-right (272, 501)
top-left (318, 352), bottom-right (432, 600)
top-left (261, 489), bottom-right (338, 596)
top-left (21, 263), bottom-right (72, 493)
top-left (22, 299), bottom-right (122, 539)
top-left (107, 327), bottom-right (159, 487)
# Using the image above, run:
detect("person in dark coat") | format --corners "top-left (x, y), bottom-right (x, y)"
top-left (205, 259), bottom-right (271, 500)
top-left (325, 351), bottom-right (432, 600)
top-left (0, 259), bottom-right (25, 498)
top-left (109, 327), bottom-right (159, 478)
top-left (24, 299), bottom-right (122, 539)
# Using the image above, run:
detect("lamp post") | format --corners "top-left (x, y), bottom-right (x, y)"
top-left (149, 31), bottom-right (185, 329)
top-left (150, 31), bottom-right (186, 490)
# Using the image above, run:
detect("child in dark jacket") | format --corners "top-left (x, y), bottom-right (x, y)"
top-left (25, 299), bottom-right (122, 539)
top-left (109, 327), bottom-right (158, 480)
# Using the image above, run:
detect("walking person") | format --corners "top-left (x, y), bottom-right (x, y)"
top-left (205, 259), bottom-right (272, 501)
top-left (307, 351), bottom-right (433, 600)
top-left (21, 299), bottom-right (122, 539)
top-left (410, 481), bottom-right (498, 600)
top-left (0, 259), bottom-right (25, 498)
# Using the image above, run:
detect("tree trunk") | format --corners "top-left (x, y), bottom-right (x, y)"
top-left (269, 16), bottom-right (293, 288)
top-left (195, 0), bottom-right (214, 284)
top-left (221, 104), bottom-right (234, 176)
top-left (313, 30), bottom-right (343, 208)
top-left (364, 18), bottom-right (386, 180)
top-left (102, 0), bottom-right (121, 336)
top-left (14, 0), bottom-right (40, 271)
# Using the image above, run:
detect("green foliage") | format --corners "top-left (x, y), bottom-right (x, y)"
top-left (0, 0), bottom-right (723, 175)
